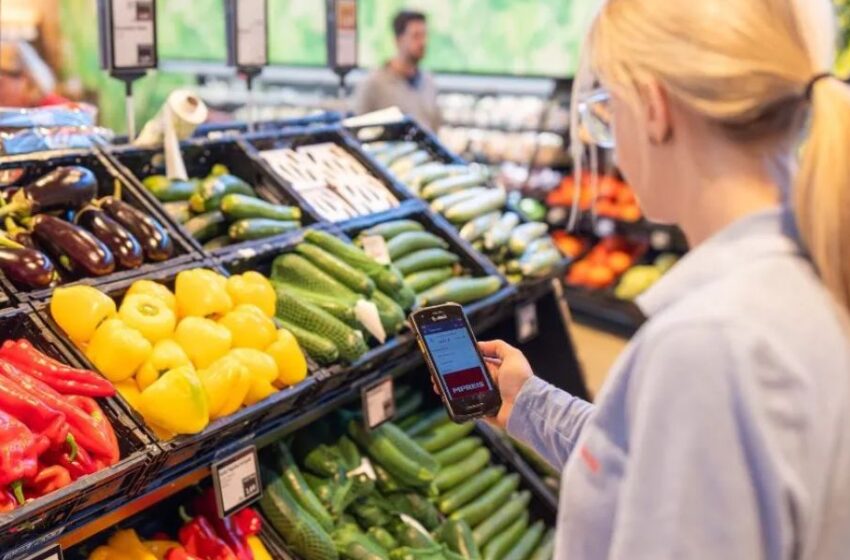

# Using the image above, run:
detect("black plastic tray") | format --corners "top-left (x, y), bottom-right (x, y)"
top-left (0, 306), bottom-right (156, 552)
top-left (35, 260), bottom-right (321, 481)
top-left (345, 116), bottom-right (466, 166)
top-left (193, 111), bottom-right (345, 139)
top-left (0, 148), bottom-right (200, 303)
top-left (103, 137), bottom-right (323, 260)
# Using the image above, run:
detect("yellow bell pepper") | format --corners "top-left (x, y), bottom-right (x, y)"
top-left (143, 540), bottom-right (181, 560)
top-left (51, 285), bottom-right (116, 344)
top-left (175, 268), bottom-right (232, 318)
top-left (108, 529), bottom-right (157, 560)
top-left (89, 546), bottom-right (122, 560)
top-left (174, 317), bottom-right (232, 369)
top-left (266, 328), bottom-right (307, 386)
top-left (119, 294), bottom-right (176, 343)
top-left (126, 279), bottom-right (177, 315)
top-left (86, 319), bottom-right (152, 382)
top-left (247, 536), bottom-right (273, 560)
top-left (227, 271), bottom-right (276, 317)
top-left (228, 348), bottom-right (278, 383)
top-left (139, 366), bottom-right (209, 435)
top-left (198, 355), bottom-right (250, 419)
top-left (218, 304), bottom-right (276, 350)
top-left (115, 379), bottom-right (142, 411)
top-left (243, 378), bottom-right (277, 407)
top-left (136, 339), bottom-right (193, 390)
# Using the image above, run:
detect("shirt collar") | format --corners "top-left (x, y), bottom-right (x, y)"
top-left (637, 207), bottom-right (803, 317)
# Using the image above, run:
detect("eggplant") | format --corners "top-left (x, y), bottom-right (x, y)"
top-left (76, 206), bottom-right (144, 269)
top-left (0, 166), bottom-right (97, 217)
top-left (31, 215), bottom-right (115, 277)
top-left (0, 246), bottom-right (55, 289)
top-left (100, 197), bottom-right (173, 261)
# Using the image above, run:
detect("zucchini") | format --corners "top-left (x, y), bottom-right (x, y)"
top-left (142, 176), bottom-right (196, 202)
top-left (434, 448), bottom-right (491, 491)
top-left (184, 211), bottom-right (227, 242)
top-left (333, 525), bottom-right (390, 560)
top-left (471, 491), bottom-right (531, 547)
top-left (394, 249), bottom-right (460, 276)
top-left (163, 201), bottom-right (192, 224)
top-left (481, 512), bottom-right (528, 560)
top-left (390, 150), bottom-right (432, 175)
top-left (450, 474), bottom-right (520, 527)
top-left (277, 319), bottom-right (340, 365)
top-left (387, 493), bottom-right (441, 531)
top-left (297, 242), bottom-right (376, 296)
top-left (271, 253), bottom-right (359, 304)
top-left (394, 284), bottom-right (417, 312)
top-left (271, 442), bottom-right (334, 531)
top-left (368, 527), bottom-right (398, 551)
top-left (421, 173), bottom-right (488, 201)
top-left (438, 465), bottom-right (505, 515)
top-left (444, 189), bottom-right (507, 224)
top-left (503, 520), bottom-right (544, 560)
top-left (202, 236), bottom-right (231, 251)
top-left (405, 409), bottom-right (450, 438)
top-left (404, 268), bottom-right (454, 294)
top-left (388, 231), bottom-right (449, 260)
top-left (430, 187), bottom-right (489, 214)
top-left (306, 230), bottom-right (405, 295)
top-left (374, 462), bottom-right (404, 494)
top-left (416, 276), bottom-right (502, 307)
top-left (303, 472), bottom-right (334, 511)
top-left (379, 423), bottom-right (440, 474)
top-left (275, 283), bottom-right (358, 325)
top-left (433, 437), bottom-right (482, 466)
top-left (458, 212), bottom-right (501, 243)
top-left (389, 518), bottom-right (436, 549)
top-left (402, 163), bottom-right (467, 191)
top-left (414, 422), bottom-right (476, 452)
top-left (276, 292), bottom-right (368, 363)
top-left (483, 212), bottom-right (520, 251)
top-left (260, 478), bottom-right (339, 560)
top-left (508, 222), bottom-right (549, 256)
top-left (370, 289), bottom-right (407, 334)
top-left (516, 248), bottom-right (561, 278)
top-left (395, 391), bottom-right (424, 420)
top-left (349, 420), bottom-right (437, 487)
top-left (220, 193), bottom-right (302, 221)
top-left (529, 529), bottom-right (555, 560)
top-left (360, 220), bottom-right (424, 240)
top-left (436, 520), bottom-right (481, 560)
top-left (376, 142), bottom-right (418, 166)
top-left (397, 412), bottom-right (424, 431)
top-left (190, 174), bottom-right (255, 213)
top-left (388, 546), bottom-right (445, 560)
top-left (228, 218), bottom-right (300, 241)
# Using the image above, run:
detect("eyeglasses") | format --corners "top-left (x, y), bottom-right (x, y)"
top-left (577, 88), bottom-right (614, 149)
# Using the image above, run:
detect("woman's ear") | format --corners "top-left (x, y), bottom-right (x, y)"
top-left (642, 79), bottom-right (673, 145)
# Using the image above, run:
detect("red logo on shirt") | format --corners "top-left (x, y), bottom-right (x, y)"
top-left (580, 445), bottom-right (600, 474)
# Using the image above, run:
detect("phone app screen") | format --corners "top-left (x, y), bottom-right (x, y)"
top-left (421, 317), bottom-right (492, 400)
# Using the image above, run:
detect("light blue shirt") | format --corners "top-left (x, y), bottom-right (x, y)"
top-left (508, 209), bottom-right (850, 559)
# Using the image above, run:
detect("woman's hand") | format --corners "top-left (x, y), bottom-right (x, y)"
top-left (478, 339), bottom-right (534, 429)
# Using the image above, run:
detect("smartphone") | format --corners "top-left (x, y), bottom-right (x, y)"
top-left (410, 303), bottom-right (501, 422)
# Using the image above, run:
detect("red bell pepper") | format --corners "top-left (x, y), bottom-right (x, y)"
top-left (66, 396), bottom-right (119, 466)
top-left (0, 488), bottom-right (16, 512)
top-left (26, 464), bottom-right (72, 497)
top-left (42, 440), bottom-right (100, 480)
top-left (232, 508), bottom-right (262, 538)
top-left (166, 549), bottom-right (204, 560)
top-left (0, 366), bottom-right (68, 447)
top-left (193, 488), bottom-right (253, 560)
top-left (0, 340), bottom-right (115, 398)
top-left (179, 515), bottom-right (238, 560)
top-left (0, 409), bottom-right (46, 505)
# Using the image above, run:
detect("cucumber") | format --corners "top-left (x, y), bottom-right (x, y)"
top-left (271, 442), bottom-right (334, 531)
top-left (163, 201), bottom-right (192, 224)
top-left (360, 220), bottom-right (425, 240)
top-left (376, 142), bottom-right (418, 166)
top-left (349, 420), bottom-right (437, 487)
top-left (368, 527), bottom-right (399, 551)
top-left (516, 248), bottom-right (561, 278)
top-left (438, 465), bottom-right (504, 515)
top-left (275, 283), bottom-right (358, 325)
top-left (481, 512), bottom-right (528, 560)
top-left (503, 520), bottom-right (544, 560)
top-left (374, 462), bottom-right (404, 494)
top-left (276, 292), bottom-right (368, 363)
top-left (378, 422), bottom-right (440, 475)
top-left (394, 284), bottom-right (417, 312)
top-left (260, 478), bottom-right (339, 560)
top-left (272, 253), bottom-right (359, 304)
top-left (471, 491), bottom-right (531, 547)
top-left (389, 518), bottom-right (436, 549)
top-left (395, 391), bottom-right (424, 419)
top-left (388, 231), bottom-right (449, 260)
top-left (458, 212), bottom-right (501, 243)
top-left (390, 150), bottom-right (431, 175)
top-left (525, 236), bottom-right (557, 255)
top-left (402, 163), bottom-right (467, 191)
top-left (450, 474), bottom-right (520, 526)
top-left (444, 189), bottom-right (507, 224)
top-left (404, 268), bottom-right (454, 294)
top-left (421, 173), bottom-right (488, 201)
top-left (297, 243), bottom-right (377, 296)
top-left (387, 493), bottom-right (441, 531)
top-left (417, 276), bottom-right (502, 307)
top-left (202, 236), bottom-right (231, 251)
top-left (184, 211), bottom-right (226, 242)
top-left (370, 289), bottom-right (407, 334)
top-left (306, 230), bottom-right (404, 295)
top-left (414, 422), bottom-right (476, 452)
top-left (394, 249), bottom-right (460, 276)
top-left (190, 174), bottom-right (255, 213)
top-left (430, 187), bottom-right (489, 214)
top-left (228, 218), bottom-right (300, 241)
top-left (433, 437), bottom-right (482, 466)
top-left (333, 525), bottom-right (390, 560)
top-left (435, 447), bottom-right (491, 491)
top-left (397, 413), bottom-right (424, 431)
top-left (277, 319), bottom-right (338, 365)
top-left (220, 193), bottom-right (302, 221)
top-left (483, 212), bottom-right (520, 251)
top-left (142, 176), bottom-right (197, 202)
top-left (404, 409), bottom-right (450, 437)
top-left (508, 222), bottom-right (549, 256)
top-left (529, 529), bottom-right (555, 560)
top-left (436, 520), bottom-right (481, 560)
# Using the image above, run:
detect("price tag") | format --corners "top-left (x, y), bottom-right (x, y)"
top-left (327, 0), bottom-right (358, 71)
top-left (361, 235), bottom-right (391, 265)
top-left (516, 302), bottom-right (539, 343)
top-left (361, 376), bottom-right (395, 430)
top-left (212, 446), bottom-right (262, 518)
top-left (226, 0), bottom-right (268, 68)
top-left (98, 0), bottom-right (157, 72)
top-left (20, 545), bottom-right (62, 560)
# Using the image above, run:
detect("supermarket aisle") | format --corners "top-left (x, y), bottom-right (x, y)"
top-left (571, 323), bottom-right (628, 398)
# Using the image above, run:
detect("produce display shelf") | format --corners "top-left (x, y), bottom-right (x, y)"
top-left (564, 285), bottom-right (646, 337)
top-left (0, 148), bottom-right (200, 304)
top-left (192, 111), bottom-right (345, 139)
top-left (0, 306), bottom-right (157, 554)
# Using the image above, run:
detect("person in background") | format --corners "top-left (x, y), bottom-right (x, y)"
top-left (352, 10), bottom-right (441, 130)
top-left (0, 41), bottom-right (68, 108)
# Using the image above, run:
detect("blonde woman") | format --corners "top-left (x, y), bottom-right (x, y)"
top-left (482, 0), bottom-right (850, 557)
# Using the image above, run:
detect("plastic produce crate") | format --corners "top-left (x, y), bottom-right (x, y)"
top-left (0, 306), bottom-right (156, 552)
top-left (35, 260), bottom-right (321, 481)
top-left (103, 137), bottom-right (323, 260)
top-left (217, 226), bottom-right (416, 397)
top-left (193, 111), bottom-right (345, 139)
top-left (239, 124), bottom-right (416, 226)
top-left (0, 149), bottom-right (199, 304)
top-left (345, 116), bottom-right (466, 166)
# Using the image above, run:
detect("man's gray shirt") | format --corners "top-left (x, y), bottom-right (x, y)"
top-left (352, 65), bottom-right (442, 130)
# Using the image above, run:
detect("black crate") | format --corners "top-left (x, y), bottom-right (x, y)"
top-left (193, 111), bottom-right (345, 139)
top-left (103, 137), bottom-right (324, 260)
top-left (0, 306), bottom-right (156, 552)
top-left (0, 149), bottom-right (200, 303)
top-left (345, 116), bottom-right (465, 165)
top-left (238, 124), bottom-right (416, 227)
top-left (34, 260), bottom-right (321, 480)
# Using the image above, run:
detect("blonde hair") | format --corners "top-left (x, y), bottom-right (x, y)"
top-left (573, 0), bottom-right (850, 310)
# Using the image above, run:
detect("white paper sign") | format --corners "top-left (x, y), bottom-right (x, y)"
top-left (362, 377), bottom-right (395, 430)
top-left (236, 0), bottom-right (267, 67)
top-left (110, 0), bottom-right (156, 69)
top-left (212, 446), bottom-right (262, 517)
top-left (333, 0), bottom-right (358, 68)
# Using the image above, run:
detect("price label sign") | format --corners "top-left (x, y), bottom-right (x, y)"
top-left (360, 235), bottom-right (391, 265)
top-left (98, 0), bottom-right (157, 72)
top-left (327, 0), bottom-right (358, 71)
top-left (212, 446), bottom-right (263, 518)
top-left (20, 545), bottom-right (62, 560)
top-left (226, 0), bottom-right (268, 68)
top-left (361, 376), bottom-right (395, 430)
top-left (516, 302), bottom-right (539, 343)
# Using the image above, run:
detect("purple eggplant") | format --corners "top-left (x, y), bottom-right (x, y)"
top-left (0, 166), bottom-right (97, 217)
top-left (0, 246), bottom-right (55, 289)
top-left (76, 206), bottom-right (144, 270)
top-left (100, 197), bottom-right (173, 261)
top-left (31, 215), bottom-right (115, 277)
